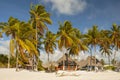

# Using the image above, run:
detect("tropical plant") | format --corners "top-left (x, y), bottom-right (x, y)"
top-left (69, 28), bottom-right (88, 56)
top-left (43, 31), bottom-right (57, 71)
top-left (57, 21), bottom-right (75, 70)
top-left (100, 59), bottom-right (105, 66)
top-left (109, 24), bottom-right (120, 65)
top-left (57, 21), bottom-right (87, 70)
top-left (100, 30), bottom-right (112, 66)
top-left (84, 25), bottom-right (101, 67)
top-left (29, 4), bottom-right (52, 35)
top-left (0, 54), bottom-right (8, 68)
top-left (57, 21), bottom-right (74, 49)
top-left (2, 17), bottom-right (38, 71)
top-left (29, 4), bottom-right (52, 69)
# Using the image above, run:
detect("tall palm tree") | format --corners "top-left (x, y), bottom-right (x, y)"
top-left (43, 31), bottom-right (57, 71)
top-left (29, 4), bottom-right (52, 69)
top-left (100, 30), bottom-right (112, 66)
top-left (84, 25), bottom-right (101, 68)
top-left (109, 24), bottom-right (120, 65)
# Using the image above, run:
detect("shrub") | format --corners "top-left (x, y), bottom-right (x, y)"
top-left (104, 65), bottom-right (116, 71)
top-left (37, 60), bottom-right (44, 71)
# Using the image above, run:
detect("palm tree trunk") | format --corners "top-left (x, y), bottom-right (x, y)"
top-left (16, 49), bottom-right (19, 71)
top-left (94, 45), bottom-right (96, 67)
top-left (62, 51), bottom-right (65, 70)
top-left (16, 24), bottom-right (20, 71)
top-left (62, 59), bottom-right (65, 70)
top-left (108, 55), bottom-right (110, 66)
top-left (8, 53), bottom-right (10, 68)
top-left (66, 53), bottom-right (68, 70)
top-left (48, 53), bottom-right (50, 71)
top-left (34, 26), bottom-right (38, 71)
top-left (113, 50), bottom-right (116, 66)
top-left (32, 54), bottom-right (34, 70)
top-left (90, 47), bottom-right (92, 71)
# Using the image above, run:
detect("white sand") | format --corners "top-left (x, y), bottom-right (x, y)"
top-left (0, 68), bottom-right (120, 80)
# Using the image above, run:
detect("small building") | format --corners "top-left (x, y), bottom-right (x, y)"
top-left (115, 62), bottom-right (120, 72)
top-left (57, 53), bottom-right (77, 70)
top-left (76, 56), bottom-right (103, 70)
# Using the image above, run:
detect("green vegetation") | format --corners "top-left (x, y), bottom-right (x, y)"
top-left (0, 4), bottom-right (120, 71)
top-left (104, 65), bottom-right (116, 71)
top-left (0, 54), bottom-right (16, 68)
top-left (0, 54), bottom-right (8, 68)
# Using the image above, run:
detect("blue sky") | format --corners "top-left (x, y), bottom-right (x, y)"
top-left (0, 0), bottom-right (120, 33)
top-left (0, 0), bottom-right (120, 62)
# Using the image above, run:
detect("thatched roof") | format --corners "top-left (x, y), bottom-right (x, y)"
top-left (115, 62), bottom-right (120, 68)
top-left (56, 54), bottom-right (78, 66)
top-left (56, 54), bottom-right (74, 63)
top-left (42, 62), bottom-right (58, 68)
top-left (77, 56), bottom-right (103, 68)
top-left (76, 59), bottom-right (88, 68)
top-left (87, 56), bottom-right (96, 66)
top-left (56, 54), bottom-right (66, 63)
top-left (56, 55), bottom-right (102, 68)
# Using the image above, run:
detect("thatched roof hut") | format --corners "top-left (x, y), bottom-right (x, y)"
top-left (56, 53), bottom-right (77, 70)
top-left (76, 56), bottom-right (103, 68)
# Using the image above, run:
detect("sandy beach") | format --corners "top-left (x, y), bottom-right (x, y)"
top-left (0, 68), bottom-right (120, 80)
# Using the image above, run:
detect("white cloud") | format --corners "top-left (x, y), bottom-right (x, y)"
top-left (44, 0), bottom-right (87, 15)
top-left (0, 40), bottom-right (10, 54)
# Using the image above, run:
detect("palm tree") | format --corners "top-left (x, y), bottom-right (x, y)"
top-left (100, 44), bottom-right (112, 66)
top-left (43, 31), bottom-right (57, 71)
top-left (69, 28), bottom-right (88, 56)
top-left (109, 24), bottom-right (120, 65)
top-left (29, 4), bottom-right (52, 69)
top-left (30, 4), bottom-right (52, 35)
top-left (99, 30), bottom-right (112, 66)
top-left (84, 25), bottom-right (101, 68)
top-left (57, 21), bottom-right (75, 70)
top-left (2, 17), bottom-right (38, 71)
top-left (0, 22), bottom-right (7, 38)
top-left (57, 21), bottom-right (87, 70)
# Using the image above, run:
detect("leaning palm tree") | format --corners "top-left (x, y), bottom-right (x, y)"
top-left (109, 24), bottom-right (120, 65)
top-left (84, 25), bottom-right (101, 68)
top-left (2, 17), bottom-right (38, 71)
top-left (43, 31), bottom-right (57, 71)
